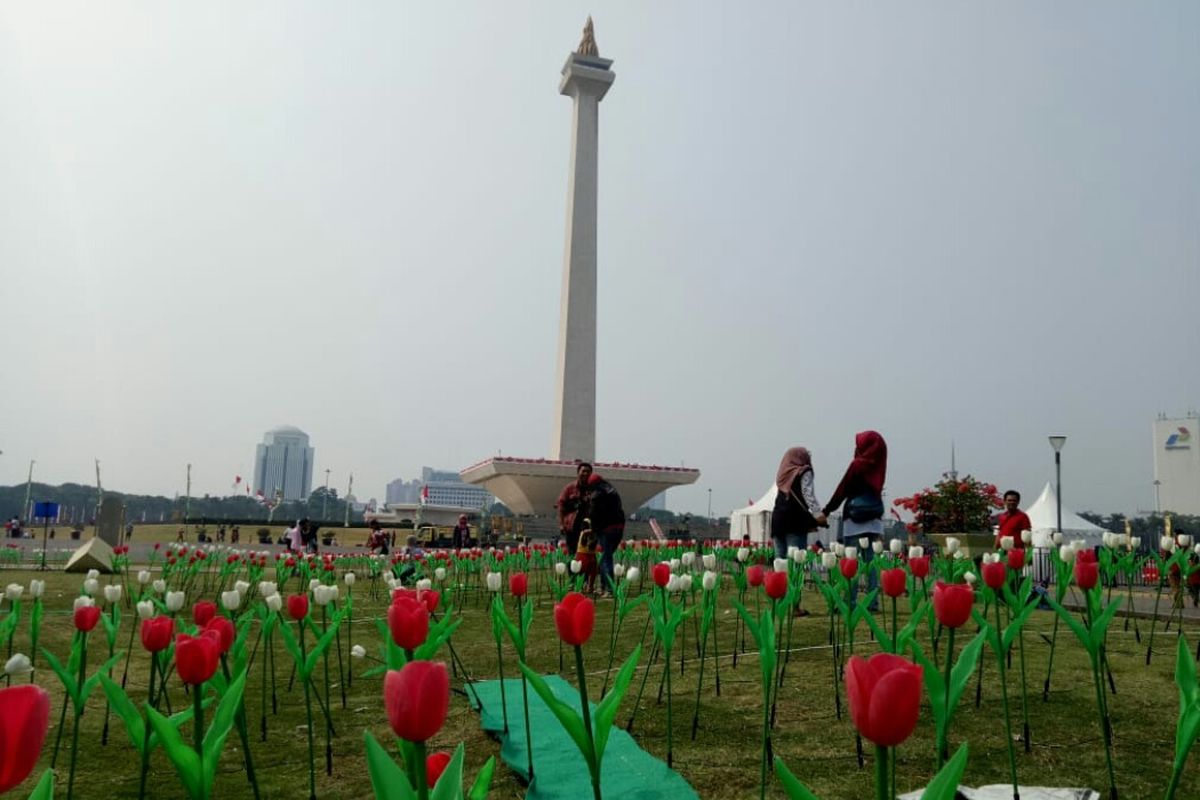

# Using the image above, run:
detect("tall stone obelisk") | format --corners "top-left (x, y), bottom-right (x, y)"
top-left (551, 18), bottom-right (613, 464)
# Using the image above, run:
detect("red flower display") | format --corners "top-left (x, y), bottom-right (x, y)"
top-left (202, 617), bottom-right (235, 655)
top-left (192, 601), bottom-right (217, 627)
top-left (932, 581), bottom-right (974, 629)
top-left (908, 556), bottom-right (930, 579)
top-left (385, 661), bottom-right (449, 742)
top-left (140, 616), bottom-right (175, 653)
top-left (982, 561), bottom-right (1007, 591)
top-left (74, 605), bottom-right (101, 632)
top-left (554, 592), bottom-right (595, 646)
top-left (839, 559), bottom-right (859, 580)
top-left (0, 685), bottom-right (50, 793)
top-left (509, 573), bottom-right (528, 598)
top-left (1074, 559), bottom-right (1099, 591)
top-left (880, 568), bottom-right (907, 598)
top-left (1006, 548), bottom-right (1026, 571)
top-left (287, 594), bottom-right (309, 621)
top-left (1076, 548), bottom-right (1097, 564)
top-left (425, 751), bottom-right (452, 787)
top-left (764, 571), bottom-right (788, 600)
top-left (845, 653), bottom-right (923, 747)
top-left (175, 634), bottom-right (220, 685)
top-left (746, 565), bottom-right (765, 587)
top-left (387, 596), bottom-right (430, 651)
top-left (652, 563), bottom-right (671, 588)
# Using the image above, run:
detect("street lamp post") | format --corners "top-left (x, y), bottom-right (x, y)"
top-left (1048, 436), bottom-right (1066, 534)
top-left (322, 469), bottom-right (331, 520)
top-left (707, 488), bottom-right (712, 526)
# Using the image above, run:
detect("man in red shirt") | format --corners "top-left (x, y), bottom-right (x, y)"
top-left (995, 489), bottom-right (1033, 548)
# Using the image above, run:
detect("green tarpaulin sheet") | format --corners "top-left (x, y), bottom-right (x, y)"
top-left (469, 676), bottom-right (700, 800)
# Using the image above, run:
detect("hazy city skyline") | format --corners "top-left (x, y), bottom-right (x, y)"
top-left (2, 3), bottom-right (1198, 518)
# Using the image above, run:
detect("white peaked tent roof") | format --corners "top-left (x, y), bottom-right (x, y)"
top-left (1024, 481), bottom-right (1106, 544)
top-left (729, 486), bottom-right (778, 543)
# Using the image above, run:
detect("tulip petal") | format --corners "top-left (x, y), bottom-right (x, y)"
top-left (867, 664), bottom-right (923, 747)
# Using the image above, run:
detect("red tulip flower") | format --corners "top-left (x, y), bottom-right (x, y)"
top-left (1006, 548), bottom-right (1026, 571)
top-left (203, 617), bottom-right (235, 655)
top-left (384, 661), bottom-right (449, 742)
top-left (908, 556), bottom-right (930, 579)
top-left (74, 604), bottom-right (101, 632)
top-left (845, 653), bottom-right (923, 747)
top-left (1074, 559), bottom-right (1099, 590)
top-left (764, 571), bottom-right (788, 600)
top-left (880, 568), bottom-right (907, 598)
top-left (140, 616), bottom-right (175, 653)
top-left (387, 596), bottom-right (430, 651)
top-left (509, 573), bottom-right (528, 598)
top-left (932, 581), bottom-right (974, 628)
top-left (287, 594), bottom-right (309, 621)
top-left (175, 633), bottom-right (220, 685)
top-left (652, 562), bottom-right (671, 588)
top-left (554, 592), bottom-right (596, 646)
top-left (418, 589), bottom-right (441, 614)
top-left (982, 561), bottom-right (1007, 591)
top-left (839, 558), bottom-right (859, 580)
top-left (425, 751), bottom-right (452, 787)
top-left (192, 601), bottom-right (217, 627)
top-left (746, 565), bottom-right (765, 587)
top-left (0, 685), bottom-right (51, 793)
top-left (1076, 548), bottom-right (1097, 564)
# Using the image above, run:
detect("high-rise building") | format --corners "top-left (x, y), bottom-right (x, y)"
top-left (1153, 413), bottom-right (1199, 515)
top-left (254, 426), bottom-right (314, 502)
top-left (386, 468), bottom-right (493, 509)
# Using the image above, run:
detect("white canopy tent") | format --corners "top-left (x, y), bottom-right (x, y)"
top-left (1024, 481), bottom-right (1107, 547)
top-left (729, 486), bottom-right (777, 544)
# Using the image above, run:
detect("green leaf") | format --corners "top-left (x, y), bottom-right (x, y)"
top-left (303, 612), bottom-right (344, 678)
top-left (363, 730), bottom-right (418, 800)
top-left (860, 609), bottom-right (893, 653)
top-left (518, 661), bottom-right (595, 773)
top-left (758, 609), bottom-right (776, 701)
top-left (910, 640), bottom-right (945, 722)
top-left (82, 652), bottom-right (125, 705)
top-left (971, 610), bottom-right (1000, 656)
top-left (921, 742), bottom-right (969, 800)
top-left (202, 670), bottom-right (247, 784)
top-left (946, 631), bottom-right (987, 723)
top-left (1174, 635), bottom-right (1200, 770)
top-left (39, 647), bottom-right (80, 710)
top-left (492, 597), bottom-right (523, 654)
top-left (467, 756), bottom-right (496, 800)
top-left (1045, 594), bottom-right (1092, 654)
top-left (146, 703), bottom-right (203, 799)
top-left (99, 673), bottom-right (146, 751)
top-left (25, 769), bottom-right (54, 800)
top-left (895, 600), bottom-right (928, 654)
top-left (1001, 599), bottom-right (1038, 654)
top-left (277, 619), bottom-right (305, 671)
top-left (429, 742), bottom-right (465, 800)
top-left (773, 756), bottom-right (822, 800)
top-left (593, 645), bottom-right (641, 768)
top-left (733, 600), bottom-right (762, 649)
top-left (1089, 597), bottom-right (1124, 653)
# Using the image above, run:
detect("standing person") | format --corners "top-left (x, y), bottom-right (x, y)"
top-left (994, 490), bottom-right (1032, 548)
top-left (580, 471), bottom-right (625, 596)
top-left (556, 462), bottom-right (593, 556)
top-left (823, 430), bottom-right (888, 610)
top-left (285, 520), bottom-right (304, 553)
top-left (452, 514), bottom-right (470, 549)
top-left (770, 447), bottom-right (828, 560)
top-left (367, 519), bottom-right (390, 555)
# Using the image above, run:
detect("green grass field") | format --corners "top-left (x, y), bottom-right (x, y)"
top-left (1, 558), bottom-right (1195, 799)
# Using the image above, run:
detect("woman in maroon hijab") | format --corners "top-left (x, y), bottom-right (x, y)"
top-left (770, 447), bottom-right (828, 560)
top-left (823, 431), bottom-right (888, 609)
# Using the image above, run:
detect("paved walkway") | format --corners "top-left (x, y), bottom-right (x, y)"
top-left (1061, 586), bottom-right (1200, 622)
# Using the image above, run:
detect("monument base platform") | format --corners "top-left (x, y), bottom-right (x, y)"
top-left (460, 457), bottom-right (699, 516)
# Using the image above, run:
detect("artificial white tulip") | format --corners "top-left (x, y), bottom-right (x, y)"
top-left (613, 564), bottom-right (626, 579)
top-left (5, 584), bottom-right (23, 601)
top-left (486, 572), bottom-right (503, 592)
top-left (234, 580), bottom-right (250, 596)
top-left (681, 552), bottom-right (695, 568)
top-left (344, 572), bottom-right (356, 587)
top-left (1059, 545), bottom-right (1076, 563)
top-left (266, 593), bottom-right (283, 613)
top-left (954, 550), bottom-right (968, 560)
top-left (104, 585), bottom-right (122, 604)
top-left (963, 572), bottom-right (977, 585)
top-left (434, 567), bottom-right (447, 582)
top-left (736, 548), bottom-right (750, 563)
top-left (416, 579), bottom-right (432, 591)
top-left (982, 553), bottom-right (998, 565)
top-left (259, 582), bottom-right (278, 598)
top-left (314, 585), bottom-right (338, 606)
top-left (1052, 532), bottom-right (1064, 545)
top-left (872, 541), bottom-right (884, 554)
top-left (308, 579), bottom-right (321, 594)
top-left (137, 570), bottom-right (152, 585)
top-left (165, 591), bottom-right (185, 612)
top-left (908, 546), bottom-right (924, 559)
top-left (1194, 543), bottom-right (1200, 556)
top-left (626, 567), bottom-right (641, 583)
top-left (889, 539), bottom-right (903, 555)
top-left (28, 580), bottom-right (44, 599)
top-left (351, 645), bottom-right (366, 659)
top-left (1179, 535), bottom-right (1193, 547)
top-left (152, 579), bottom-right (166, 595)
top-left (1102, 532), bottom-right (1115, 549)
top-left (821, 552), bottom-right (838, 569)
top-left (74, 596), bottom-right (96, 611)
top-left (833, 543), bottom-right (845, 557)
top-left (1021, 530), bottom-right (1032, 545)
top-left (702, 571), bottom-right (718, 591)
top-left (137, 600), bottom-right (155, 620)
top-left (555, 562), bottom-right (568, 576)
top-left (945, 537), bottom-right (960, 554)
top-left (666, 575), bottom-right (681, 593)
top-left (790, 547), bottom-right (805, 564)
top-left (859, 537), bottom-right (869, 549)
top-left (221, 590), bottom-right (242, 610)
top-left (1000, 536), bottom-right (1014, 552)
top-left (845, 546), bottom-right (858, 560)
top-left (5, 654), bottom-right (33, 677)
top-left (1161, 536), bottom-right (1176, 552)
top-left (678, 574), bottom-right (693, 592)
top-left (773, 558), bottom-right (788, 573)
top-left (87, 569), bottom-right (100, 581)
top-left (83, 578), bottom-right (99, 597)
top-left (570, 560), bottom-right (583, 575)
top-left (703, 554), bottom-right (717, 570)
top-left (669, 558), bottom-right (681, 572)
top-left (1130, 536), bottom-right (1141, 550)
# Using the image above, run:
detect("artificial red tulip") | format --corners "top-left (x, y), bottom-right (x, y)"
top-left (839, 558), bottom-right (858, 580)
top-left (426, 751), bottom-right (452, 788)
top-left (175, 633), bottom-right (220, 685)
top-left (385, 661), bottom-right (449, 742)
top-left (1074, 559), bottom-right (1099, 590)
top-left (192, 601), bottom-right (217, 627)
top-left (652, 562), bottom-right (671, 588)
top-left (1006, 548), bottom-right (1026, 571)
top-left (933, 581), bottom-right (974, 629)
top-left (880, 568), bottom-right (907, 598)
top-left (509, 573), bottom-right (528, 598)
top-left (0, 685), bottom-right (50, 793)
top-left (74, 604), bottom-right (101, 632)
top-left (387, 596), bottom-right (429, 651)
top-left (287, 594), bottom-right (309, 621)
top-left (140, 616), bottom-right (174, 653)
top-left (845, 653), bottom-right (923, 747)
top-left (1076, 548), bottom-right (1097, 564)
top-left (554, 592), bottom-right (595, 646)
top-left (908, 556), bottom-right (930, 579)
top-left (982, 561), bottom-right (1007, 591)
top-left (746, 565), bottom-right (765, 587)
top-left (203, 617), bottom-right (235, 655)
top-left (764, 571), bottom-right (788, 600)
top-left (418, 589), bottom-right (441, 614)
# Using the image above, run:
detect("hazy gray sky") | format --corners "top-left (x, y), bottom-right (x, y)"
top-left (2, 2), bottom-right (1197, 518)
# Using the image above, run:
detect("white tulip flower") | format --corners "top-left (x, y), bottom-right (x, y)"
top-left (666, 575), bottom-right (681, 593)
top-left (821, 552), bottom-right (838, 569)
top-left (308, 579), bottom-right (321, 594)
top-left (259, 582), bottom-right (278, 598)
top-left (1102, 532), bottom-right (1115, 549)
top-left (74, 596), bottom-right (95, 611)
top-left (266, 593), bottom-right (283, 613)
top-left (1059, 545), bottom-right (1076, 563)
top-left (314, 585), bottom-right (338, 606)
top-left (83, 578), bottom-right (99, 597)
top-left (5, 584), bottom-right (23, 601)
top-left (678, 574), bottom-right (693, 592)
top-left (889, 539), bottom-right (903, 555)
top-left (344, 572), bottom-right (357, 587)
top-left (1000, 536), bottom-right (1015, 552)
top-left (736, 547), bottom-right (750, 563)
top-left (103, 585), bottom-right (122, 604)
top-left (859, 537), bottom-right (870, 549)
top-left (417, 579), bottom-right (432, 591)
top-left (555, 562), bottom-right (568, 576)
top-left (234, 580), bottom-right (250, 596)
top-left (613, 563), bottom-right (626, 579)
top-left (87, 569), bottom-right (100, 581)
top-left (221, 590), bottom-right (241, 611)
top-left (845, 546), bottom-right (858, 560)
top-left (1130, 536), bottom-right (1141, 550)
top-left (872, 541), bottom-right (883, 554)
top-left (486, 572), bottom-right (503, 592)
top-left (434, 567), bottom-right (447, 582)
top-left (351, 645), bottom-right (367, 659)
top-left (137, 570), bottom-right (152, 585)
top-left (1052, 532), bottom-right (1064, 545)
top-left (5, 653), bottom-right (33, 677)
top-left (790, 547), bottom-right (805, 564)
top-left (1021, 530), bottom-right (1032, 545)
top-left (908, 546), bottom-right (924, 559)
top-left (28, 580), bottom-right (44, 599)
top-left (137, 600), bottom-right (155, 620)
top-left (773, 558), bottom-right (789, 573)
top-left (669, 558), bottom-right (681, 573)
top-left (702, 571), bottom-right (718, 591)
top-left (945, 537), bottom-right (960, 555)
top-left (152, 579), bottom-right (167, 595)
top-left (833, 543), bottom-right (846, 557)
top-left (681, 552), bottom-right (696, 568)
top-left (954, 550), bottom-right (968, 560)
top-left (1194, 543), bottom-right (1200, 556)
top-left (569, 560), bottom-right (582, 575)
top-left (1162, 536), bottom-right (1176, 552)
top-left (703, 554), bottom-right (717, 570)
top-left (963, 572), bottom-right (977, 585)
top-left (165, 591), bottom-right (185, 612)
top-left (626, 567), bottom-right (641, 583)
top-left (1179, 535), bottom-right (1193, 548)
